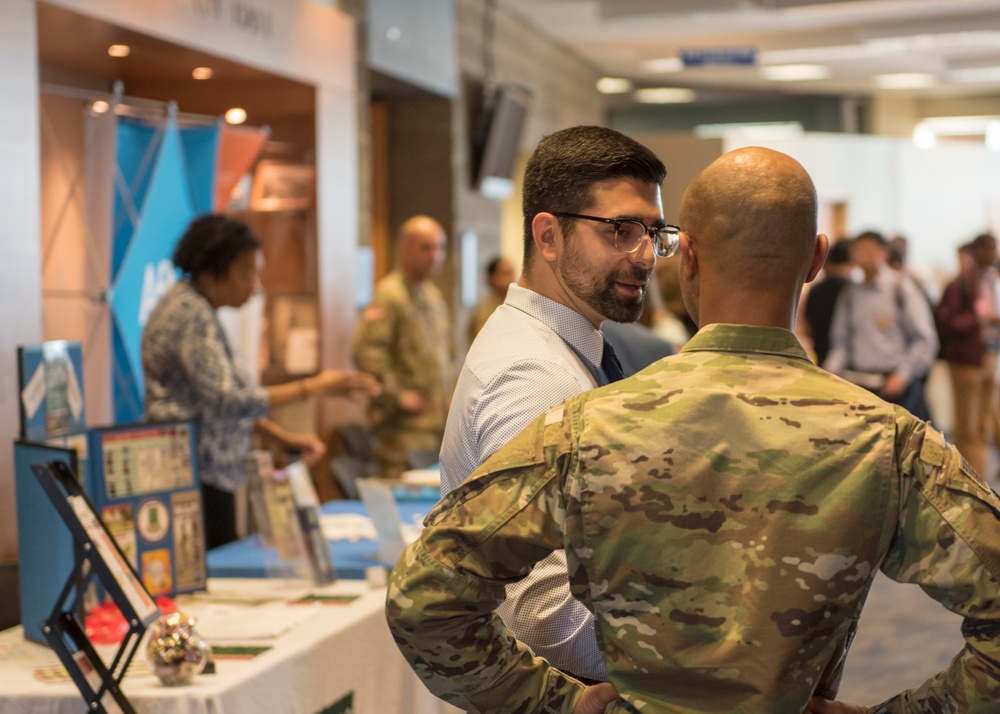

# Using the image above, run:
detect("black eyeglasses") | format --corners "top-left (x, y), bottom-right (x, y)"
top-left (550, 212), bottom-right (680, 258)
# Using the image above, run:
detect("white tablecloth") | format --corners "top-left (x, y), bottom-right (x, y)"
top-left (0, 578), bottom-right (460, 714)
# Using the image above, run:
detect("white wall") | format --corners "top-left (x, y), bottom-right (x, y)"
top-left (0, 0), bottom-right (44, 562)
top-left (723, 133), bottom-right (1000, 283)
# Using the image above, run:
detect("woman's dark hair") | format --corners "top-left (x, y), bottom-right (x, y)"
top-left (172, 214), bottom-right (262, 278)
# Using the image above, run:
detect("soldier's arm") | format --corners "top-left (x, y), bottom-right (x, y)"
top-left (873, 413), bottom-right (1000, 713)
top-left (351, 299), bottom-right (403, 409)
top-left (386, 409), bottom-right (588, 713)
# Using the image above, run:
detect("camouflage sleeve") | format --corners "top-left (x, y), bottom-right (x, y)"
top-left (385, 406), bottom-right (588, 713)
top-left (872, 411), bottom-right (1000, 713)
top-left (351, 298), bottom-right (402, 409)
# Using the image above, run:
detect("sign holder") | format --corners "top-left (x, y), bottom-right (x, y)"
top-left (33, 460), bottom-right (161, 714)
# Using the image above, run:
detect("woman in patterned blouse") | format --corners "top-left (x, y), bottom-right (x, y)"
top-left (142, 214), bottom-right (379, 549)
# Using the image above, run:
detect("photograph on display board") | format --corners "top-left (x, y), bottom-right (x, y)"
top-left (17, 340), bottom-right (86, 442)
top-left (172, 490), bottom-right (206, 592)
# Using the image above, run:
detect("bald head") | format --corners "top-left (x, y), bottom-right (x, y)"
top-left (398, 215), bottom-right (447, 283)
top-left (680, 147), bottom-right (818, 284)
top-left (678, 147), bottom-right (827, 330)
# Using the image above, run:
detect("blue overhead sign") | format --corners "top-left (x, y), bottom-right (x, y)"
top-left (681, 48), bottom-right (756, 67)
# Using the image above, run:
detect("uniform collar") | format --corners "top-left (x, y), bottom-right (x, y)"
top-left (680, 323), bottom-right (812, 362)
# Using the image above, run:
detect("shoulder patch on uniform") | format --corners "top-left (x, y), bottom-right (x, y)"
top-left (361, 305), bottom-right (385, 321)
top-left (919, 424), bottom-right (947, 468)
top-left (544, 405), bottom-right (565, 426)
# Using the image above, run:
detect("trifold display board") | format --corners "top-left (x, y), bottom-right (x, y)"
top-left (15, 420), bottom-right (206, 645)
top-left (87, 421), bottom-right (206, 599)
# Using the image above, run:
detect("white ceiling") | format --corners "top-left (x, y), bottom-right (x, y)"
top-left (500, 0), bottom-right (1000, 104)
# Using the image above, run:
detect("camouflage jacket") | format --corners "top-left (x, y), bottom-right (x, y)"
top-left (351, 270), bottom-right (453, 433)
top-left (386, 323), bottom-right (1000, 713)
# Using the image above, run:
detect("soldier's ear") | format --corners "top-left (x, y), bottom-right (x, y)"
top-left (532, 212), bottom-right (561, 263)
top-left (679, 232), bottom-right (697, 280)
top-left (805, 234), bottom-right (829, 284)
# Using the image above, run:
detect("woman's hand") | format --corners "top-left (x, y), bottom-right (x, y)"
top-left (282, 431), bottom-right (327, 467)
top-left (308, 369), bottom-right (381, 398)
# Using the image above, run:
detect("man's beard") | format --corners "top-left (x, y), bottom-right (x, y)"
top-left (561, 251), bottom-right (650, 323)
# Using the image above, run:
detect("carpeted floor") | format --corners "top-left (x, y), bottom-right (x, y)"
top-left (834, 465), bottom-right (998, 707)
top-left (835, 572), bottom-right (964, 707)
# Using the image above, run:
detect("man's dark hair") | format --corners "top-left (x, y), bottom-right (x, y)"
top-left (827, 239), bottom-right (852, 266)
top-left (972, 232), bottom-right (996, 250)
top-left (172, 214), bottom-right (262, 278)
top-left (853, 229), bottom-right (887, 246)
top-left (521, 126), bottom-right (666, 264)
top-left (486, 255), bottom-right (505, 277)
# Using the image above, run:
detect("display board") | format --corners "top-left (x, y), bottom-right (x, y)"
top-left (86, 421), bottom-right (206, 598)
top-left (14, 441), bottom-right (84, 644)
top-left (18, 340), bottom-right (86, 441)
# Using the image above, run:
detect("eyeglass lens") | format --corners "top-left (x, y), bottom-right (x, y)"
top-left (616, 221), bottom-right (677, 258)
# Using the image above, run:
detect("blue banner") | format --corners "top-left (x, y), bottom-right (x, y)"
top-left (110, 117), bottom-right (220, 422)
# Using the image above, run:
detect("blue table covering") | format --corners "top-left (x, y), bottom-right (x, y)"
top-left (207, 492), bottom-right (439, 581)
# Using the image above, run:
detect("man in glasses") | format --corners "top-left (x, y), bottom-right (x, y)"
top-left (389, 146), bottom-right (1000, 713)
top-left (437, 125), bottom-right (672, 683)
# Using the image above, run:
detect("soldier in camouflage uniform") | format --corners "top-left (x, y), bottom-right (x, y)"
top-left (386, 148), bottom-right (1000, 713)
top-left (352, 215), bottom-right (453, 479)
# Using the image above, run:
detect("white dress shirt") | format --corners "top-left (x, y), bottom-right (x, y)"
top-left (439, 282), bottom-right (607, 680)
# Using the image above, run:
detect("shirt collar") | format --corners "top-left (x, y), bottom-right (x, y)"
top-left (504, 283), bottom-right (605, 367)
top-left (680, 323), bottom-right (812, 362)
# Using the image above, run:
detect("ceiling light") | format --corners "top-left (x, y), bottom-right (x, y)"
top-left (641, 57), bottom-right (683, 73)
top-left (634, 87), bottom-right (695, 104)
top-left (922, 115), bottom-right (997, 136)
top-left (762, 64), bottom-right (830, 82)
top-left (912, 123), bottom-right (936, 149)
top-left (224, 107), bottom-right (247, 125)
top-left (91, 100), bottom-right (110, 114)
top-left (876, 73), bottom-right (936, 89)
top-left (192, 67), bottom-right (214, 80)
top-left (107, 44), bottom-right (131, 58)
top-left (950, 66), bottom-right (1000, 84)
top-left (596, 77), bottom-right (633, 94)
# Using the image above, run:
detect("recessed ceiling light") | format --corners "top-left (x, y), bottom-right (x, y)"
top-left (224, 107), bottom-right (247, 125)
top-left (91, 100), bottom-right (110, 114)
top-left (596, 77), bottom-right (633, 94)
top-left (876, 73), bottom-right (936, 89)
top-left (192, 67), bottom-right (214, 80)
top-left (641, 57), bottom-right (683, 73)
top-left (107, 44), bottom-right (131, 58)
top-left (762, 64), bottom-right (830, 82)
top-left (634, 87), bottom-right (695, 104)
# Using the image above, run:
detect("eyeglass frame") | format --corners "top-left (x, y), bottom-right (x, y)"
top-left (549, 211), bottom-right (680, 258)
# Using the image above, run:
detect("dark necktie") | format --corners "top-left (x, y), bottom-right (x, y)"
top-left (600, 337), bottom-right (627, 384)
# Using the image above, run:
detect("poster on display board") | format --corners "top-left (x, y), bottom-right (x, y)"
top-left (86, 421), bottom-right (207, 598)
top-left (18, 340), bottom-right (86, 442)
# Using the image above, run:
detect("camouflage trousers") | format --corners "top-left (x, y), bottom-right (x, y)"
top-left (374, 426), bottom-right (443, 480)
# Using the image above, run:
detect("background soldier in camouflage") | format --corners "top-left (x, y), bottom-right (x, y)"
top-left (386, 147), bottom-right (1000, 713)
top-left (352, 215), bottom-right (453, 479)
